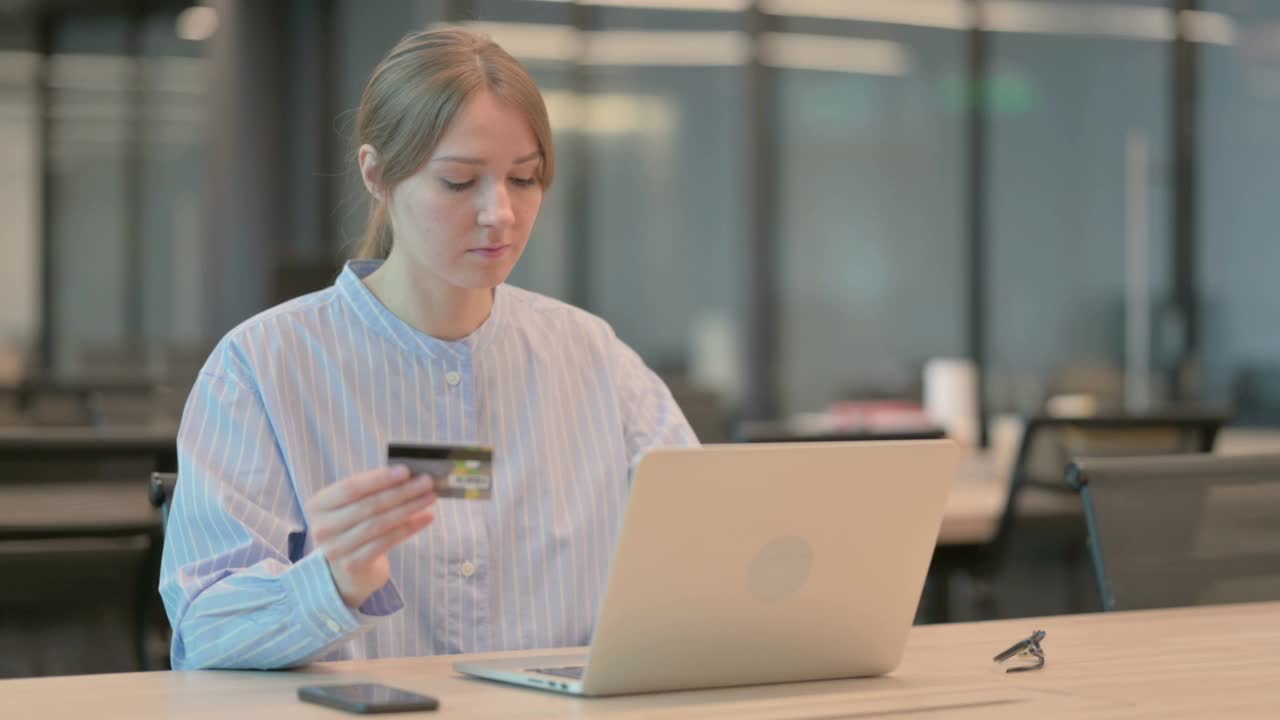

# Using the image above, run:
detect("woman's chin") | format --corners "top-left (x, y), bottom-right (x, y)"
top-left (451, 265), bottom-right (514, 291)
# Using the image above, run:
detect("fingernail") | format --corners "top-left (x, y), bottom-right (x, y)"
top-left (416, 474), bottom-right (434, 491)
top-left (391, 464), bottom-right (411, 479)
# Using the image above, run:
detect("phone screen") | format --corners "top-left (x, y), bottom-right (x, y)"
top-left (298, 683), bottom-right (439, 713)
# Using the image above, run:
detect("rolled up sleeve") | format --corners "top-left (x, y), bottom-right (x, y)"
top-left (159, 363), bottom-right (403, 670)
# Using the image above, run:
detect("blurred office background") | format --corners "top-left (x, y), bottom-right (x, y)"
top-left (3, 0), bottom-right (1280, 676)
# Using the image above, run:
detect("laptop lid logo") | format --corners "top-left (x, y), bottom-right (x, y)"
top-left (747, 536), bottom-right (814, 602)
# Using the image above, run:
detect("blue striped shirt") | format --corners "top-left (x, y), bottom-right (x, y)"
top-left (159, 260), bottom-right (698, 670)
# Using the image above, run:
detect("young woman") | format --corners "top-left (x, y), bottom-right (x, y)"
top-left (160, 28), bottom-right (697, 670)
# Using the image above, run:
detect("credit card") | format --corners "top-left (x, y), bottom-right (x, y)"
top-left (387, 443), bottom-right (493, 500)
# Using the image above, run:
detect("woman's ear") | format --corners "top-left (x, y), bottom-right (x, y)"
top-left (358, 144), bottom-right (385, 200)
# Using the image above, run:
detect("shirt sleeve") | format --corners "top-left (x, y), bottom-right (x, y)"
top-left (606, 331), bottom-right (701, 464)
top-left (159, 361), bottom-right (404, 670)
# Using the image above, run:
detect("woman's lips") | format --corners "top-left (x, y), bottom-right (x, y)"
top-left (468, 245), bottom-right (510, 259)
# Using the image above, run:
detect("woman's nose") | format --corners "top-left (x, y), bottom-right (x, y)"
top-left (478, 184), bottom-right (515, 228)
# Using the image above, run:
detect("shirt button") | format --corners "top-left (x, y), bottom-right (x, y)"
top-left (325, 618), bottom-right (341, 633)
top-left (460, 561), bottom-right (476, 578)
top-left (445, 371), bottom-right (462, 386)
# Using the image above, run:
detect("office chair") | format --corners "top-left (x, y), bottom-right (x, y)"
top-left (0, 484), bottom-right (164, 675)
top-left (1068, 453), bottom-right (1280, 612)
top-left (0, 441), bottom-right (175, 675)
top-left (926, 413), bottom-right (1226, 622)
top-left (143, 471), bottom-right (178, 669)
top-left (148, 472), bottom-right (178, 528)
top-left (1232, 366), bottom-right (1280, 426)
top-left (661, 376), bottom-right (730, 443)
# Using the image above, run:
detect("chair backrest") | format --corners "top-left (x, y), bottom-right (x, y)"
top-left (983, 413), bottom-right (1226, 572)
top-left (148, 472), bottom-right (178, 529)
top-left (1068, 453), bottom-right (1280, 612)
top-left (1232, 366), bottom-right (1280, 426)
top-left (661, 376), bottom-right (729, 443)
top-left (1, 468), bottom-right (172, 673)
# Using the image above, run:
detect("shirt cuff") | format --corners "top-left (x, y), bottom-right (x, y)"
top-left (284, 549), bottom-right (405, 640)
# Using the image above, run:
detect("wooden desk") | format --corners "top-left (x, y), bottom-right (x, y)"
top-left (938, 473), bottom-right (1082, 547)
top-left (1, 428), bottom-right (988, 543)
top-left (1216, 426), bottom-right (1280, 456)
top-left (0, 479), bottom-right (161, 539)
top-left (939, 481), bottom-right (1002, 545)
top-left (0, 426), bottom-right (177, 462)
top-left (0, 426), bottom-right (176, 537)
top-left (735, 419), bottom-right (947, 444)
top-left (4, 602), bottom-right (1277, 718)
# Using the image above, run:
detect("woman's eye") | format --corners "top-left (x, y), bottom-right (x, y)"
top-left (441, 179), bottom-right (475, 192)
top-left (509, 177), bottom-right (538, 188)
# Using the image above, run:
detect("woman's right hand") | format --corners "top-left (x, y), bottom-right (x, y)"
top-left (306, 465), bottom-right (437, 609)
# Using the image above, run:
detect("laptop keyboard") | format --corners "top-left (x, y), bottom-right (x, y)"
top-left (529, 666), bottom-right (584, 679)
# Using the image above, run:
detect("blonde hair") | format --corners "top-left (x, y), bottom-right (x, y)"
top-left (353, 28), bottom-right (556, 260)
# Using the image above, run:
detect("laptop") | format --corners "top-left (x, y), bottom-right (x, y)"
top-left (454, 439), bottom-right (960, 696)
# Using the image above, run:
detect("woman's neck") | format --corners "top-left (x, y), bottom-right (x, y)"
top-left (363, 255), bottom-right (494, 341)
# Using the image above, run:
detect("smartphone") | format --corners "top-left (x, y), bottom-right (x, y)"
top-left (297, 683), bottom-right (439, 714)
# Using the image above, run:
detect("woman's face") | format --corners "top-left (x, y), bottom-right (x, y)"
top-left (373, 90), bottom-right (544, 291)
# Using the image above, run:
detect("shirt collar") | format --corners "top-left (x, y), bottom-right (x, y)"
top-left (335, 259), bottom-right (508, 359)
